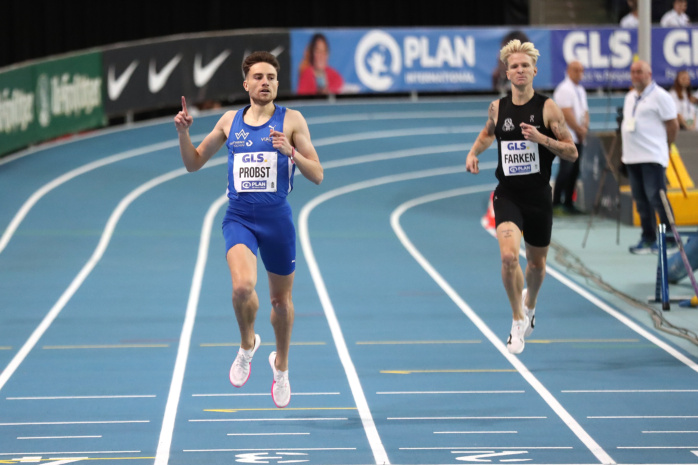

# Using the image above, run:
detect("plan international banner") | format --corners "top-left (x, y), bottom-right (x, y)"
top-left (290, 28), bottom-right (551, 95)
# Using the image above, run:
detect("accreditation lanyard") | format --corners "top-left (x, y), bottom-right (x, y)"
top-left (632, 82), bottom-right (657, 117)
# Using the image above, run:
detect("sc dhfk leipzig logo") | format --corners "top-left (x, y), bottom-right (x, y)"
top-left (355, 30), bottom-right (402, 91)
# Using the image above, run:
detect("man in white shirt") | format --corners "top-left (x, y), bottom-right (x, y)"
top-left (621, 60), bottom-right (679, 254)
top-left (552, 61), bottom-right (589, 215)
top-left (660, 0), bottom-right (690, 27)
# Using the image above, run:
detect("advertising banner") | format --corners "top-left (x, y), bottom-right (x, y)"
top-left (0, 52), bottom-right (104, 156)
top-left (102, 31), bottom-right (291, 117)
top-left (550, 26), bottom-right (698, 89)
top-left (290, 28), bottom-right (552, 96)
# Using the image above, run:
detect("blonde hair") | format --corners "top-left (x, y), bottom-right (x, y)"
top-left (499, 39), bottom-right (540, 67)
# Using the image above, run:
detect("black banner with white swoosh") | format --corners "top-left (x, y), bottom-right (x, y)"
top-left (102, 30), bottom-right (290, 117)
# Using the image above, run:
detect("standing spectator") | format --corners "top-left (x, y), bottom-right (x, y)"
top-left (552, 61), bottom-right (589, 215)
top-left (621, 60), bottom-right (679, 254)
top-left (669, 70), bottom-right (697, 131)
top-left (620, 0), bottom-right (639, 27)
top-left (661, 0), bottom-right (690, 27)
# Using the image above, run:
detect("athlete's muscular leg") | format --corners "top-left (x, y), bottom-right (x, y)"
top-left (523, 243), bottom-right (548, 309)
top-left (227, 244), bottom-right (259, 350)
top-left (497, 221), bottom-right (525, 320)
top-left (268, 271), bottom-right (295, 372)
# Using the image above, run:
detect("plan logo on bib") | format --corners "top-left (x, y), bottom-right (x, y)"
top-left (355, 30), bottom-right (402, 92)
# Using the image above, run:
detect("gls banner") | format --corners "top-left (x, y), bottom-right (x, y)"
top-left (551, 26), bottom-right (698, 88)
top-left (103, 31), bottom-right (290, 117)
top-left (290, 28), bottom-right (550, 95)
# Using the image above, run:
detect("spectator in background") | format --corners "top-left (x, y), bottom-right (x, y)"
top-left (669, 70), bottom-right (697, 131)
top-left (621, 60), bottom-right (679, 254)
top-left (297, 33), bottom-right (344, 95)
top-left (620, 0), bottom-right (639, 27)
top-left (552, 61), bottom-right (589, 215)
top-left (661, 0), bottom-right (690, 27)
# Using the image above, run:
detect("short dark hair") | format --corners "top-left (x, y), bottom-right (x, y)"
top-left (242, 51), bottom-right (280, 78)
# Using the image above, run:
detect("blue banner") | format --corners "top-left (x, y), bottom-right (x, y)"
top-left (291, 28), bottom-right (551, 95)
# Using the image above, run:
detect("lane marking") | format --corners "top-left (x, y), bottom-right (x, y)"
top-left (154, 194), bottom-right (228, 465)
top-left (0, 451), bottom-right (140, 455)
top-left (299, 165), bottom-right (484, 465)
top-left (377, 391), bottom-right (524, 394)
top-left (42, 344), bottom-right (168, 349)
top-left (18, 436), bottom-right (101, 440)
top-left (0, 160), bottom-right (225, 394)
top-left (0, 138), bottom-right (198, 255)
top-left (643, 430), bottom-right (698, 433)
top-left (388, 416), bottom-right (546, 421)
top-left (563, 389), bottom-right (698, 393)
top-left (204, 407), bottom-right (357, 413)
top-left (227, 433), bottom-right (310, 436)
top-left (189, 418), bottom-right (349, 422)
top-left (7, 395), bottom-right (155, 400)
top-left (199, 342), bottom-right (325, 347)
top-left (381, 369), bottom-right (516, 374)
top-left (528, 339), bottom-right (639, 343)
top-left (391, 185), bottom-right (616, 465)
top-left (193, 392), bottom-right (339, 397)
top-left (589, 415), bottom-right (698, 419)
top-left (434, 431), bottom-right (517, 434)
top-left (184, 448), bottom-right (356, 452)
top-left (400, 446), bottom-right (571, 449)
top-left (356, 340), bottom-right (480, 345)
top-left (0, 421), bottom-right (148, 426)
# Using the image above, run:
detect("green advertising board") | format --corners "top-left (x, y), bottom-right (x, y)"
top-left (0, 52), bottom-right (105, 157)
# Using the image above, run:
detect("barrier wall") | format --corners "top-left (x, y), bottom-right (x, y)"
top-left (3, 26), bottom-right (698, 157)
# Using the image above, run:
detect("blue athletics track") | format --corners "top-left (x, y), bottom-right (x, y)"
top-left (1, 95), bottom-right (697, 465)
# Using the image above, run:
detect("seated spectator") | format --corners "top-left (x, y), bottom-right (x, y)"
top-left (669, 70), bottom-right (697, 131)
top-left (620, 0), bottom-right (639, 28)
top-left (661, 0), bottom-right (690, 27)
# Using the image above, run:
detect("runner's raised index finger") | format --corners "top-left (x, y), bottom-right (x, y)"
top-left (181, 96), bottom-right (188, 115)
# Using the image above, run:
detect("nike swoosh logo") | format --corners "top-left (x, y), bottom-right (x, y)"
top-left (148, 54), bottom-right (182, 93)
top-left (194, 50), bottom-right (231, 87)
top-left (107, 60), bottom-right (139, 100)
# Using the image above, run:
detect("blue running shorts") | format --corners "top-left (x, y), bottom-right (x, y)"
top-left (222, 199), bottom-right (296, 276)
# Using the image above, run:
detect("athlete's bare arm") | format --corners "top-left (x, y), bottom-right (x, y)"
top-left (270, 109), bottom-right (323, 185)
top-left (520, 98), bottom-right (578, 162)
top-left (466, 100), bottom-right (499, 174)
top-left (175, 96), bottom-right (235, 172)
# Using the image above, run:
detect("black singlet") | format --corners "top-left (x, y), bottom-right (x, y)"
top-left (494, 92), bottom-right (557, 193)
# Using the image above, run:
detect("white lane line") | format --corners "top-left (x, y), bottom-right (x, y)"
top-left (401, 446), bottom-right (573, 450)
top-left (390, 186), bottom-right (616, 465)
top-left (0, 450), bottom-right (139, 455)
top-left (18, 436), bottom-right (102, 439)
top-left (0, 163), bottom-right (214, 394)
top-left (0, 138), bottom-right (198, 255)
top-left (589, 416), bottom-right (698, 419)
top-left (388, 416), bottom-right (547, 420)
top-left (153, 194), bottom-right (228, 465)
top-left (563, 390), bottom-right (698, 393)
top-left (643, 431), bottom-right (698, 433)
top-left (299, 166), bottom-right (476, 465)
top-left (306, 110), bottom-right (487, 125)
top-left (0, 421), bottom-right (148, 426)
top-left (189, 418), bottom-right (349, 422)
top-left (184, 447), bottom-right (356, 452)
top-left (434, 431), bottom-right (517, 434)
top-left (377, 391), bottom-right (524, 395)
top-left (192, 392), bottom-right (339, 397)
top-left (227, 433), bottom-right (310, 436)
top-left (7, 395), bottom-right (156, 400)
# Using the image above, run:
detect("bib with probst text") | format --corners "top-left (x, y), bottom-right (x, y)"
top-left (501, 140), bottom-right (540, 176)
top-left (233, 152), bottom-right (278, 192)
